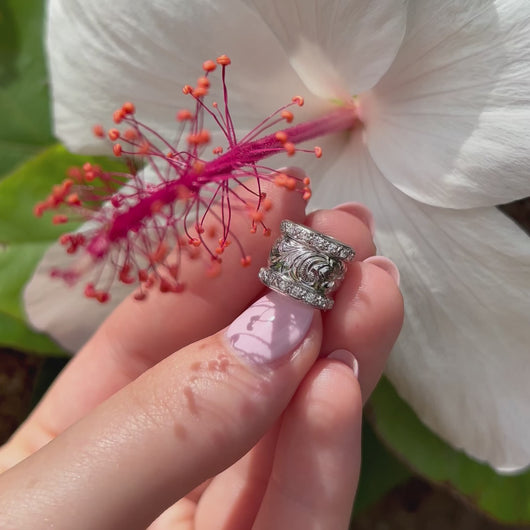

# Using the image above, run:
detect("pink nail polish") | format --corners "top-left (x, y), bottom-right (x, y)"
top-left (327, 349), bottom-right (359, 378)
top-left (226, 291), bottom-right (314, 365)
top-left (335, 202), bottom-right (375, 237)
top-left (363, 256), bottom-right (400, 287)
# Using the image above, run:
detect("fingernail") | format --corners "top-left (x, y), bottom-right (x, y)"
top-left (335, 202), bottom-right (375, 237)
top-left (327, 349), bottom-right (359, 378)
top-left (363, 256), bottom-right (400, 287)
top-left (226, 291), bottom-right (314, 365)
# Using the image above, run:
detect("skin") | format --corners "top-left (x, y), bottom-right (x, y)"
top-left (0, 181), bottom-right (403, 529)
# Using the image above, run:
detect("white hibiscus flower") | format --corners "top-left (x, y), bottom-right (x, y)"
top-left (25, 0), bottom-right (530, 471)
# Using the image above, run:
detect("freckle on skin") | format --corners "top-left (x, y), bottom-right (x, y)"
top-left (174, 423), bottom-right (187, 440)
top-left (183, 385), bottom-right (198, 415)
top-left (208, 360), bottom-right (219, 371)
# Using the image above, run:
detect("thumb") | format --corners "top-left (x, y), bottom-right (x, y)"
top-left (0, 292), bottom-right (321, 529)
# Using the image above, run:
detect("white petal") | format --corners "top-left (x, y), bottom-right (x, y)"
top-left (243, 0), bottom-right (408, 99)
top-left (23, 240), bottom-right (134, 353)
top-left (313, 136), bottom-right (530, 470)
top-left (47, 0), bottom-right (315, 153)
top-left (363, 0), bottom-right (530, 208)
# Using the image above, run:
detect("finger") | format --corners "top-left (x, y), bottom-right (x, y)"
top-left (0, 292), bottom-right (322, 529)
top-left (192, 422), bottom-right (282, 530)
top-left (168, 206), bottom-right (378, 526)
top-left (323, 261), bottom-right (403, 401)
top-left (3, 178), bottom-right (307, 466)
top-left (304, 209), bottom-right (403, 401)
top-left (305, 206), bottom-right (376, 261)
top-left (253, 352), bottom-right (361, 530)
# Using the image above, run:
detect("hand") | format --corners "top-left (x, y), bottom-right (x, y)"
top-left (0, 183), bottom-right (403, 529)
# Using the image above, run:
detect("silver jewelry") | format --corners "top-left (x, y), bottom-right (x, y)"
top-left (259, 220), bottom-right (355, 310)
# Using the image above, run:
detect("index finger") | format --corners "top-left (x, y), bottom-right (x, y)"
top-left (3, 180), bottom-right (307, 463)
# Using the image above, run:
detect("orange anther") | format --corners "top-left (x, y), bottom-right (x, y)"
top-left (66, 193), bottom-right (81, 206)
top-left (177, 109), bottom-right (193, 121)
top-left (303, 189), bottom-right (312, 201)
top-left (159, 278), bottom-right (173, 293)
top-left (189, 238), bottom-right (201, 247)
top-left (93, 124), bottom-right (105, 137)
top-left (61, 178), bottom-right (74, 193)
top-left (314, 146), bottom-right (322, 158)
top-left (263, 198), bottom-right (273, 211)
top-left (215, 246), bottom-right (224, 255)
top-left (84, 170), bottom-right (95, 182)
top-left (113, 143), bottom-right (122, 156)
top-left (284, 142), bottom-right (296, 156)
top-left (67, 167), bottom-right (82, 181)
top-left (182, 84), bottom-right (193, 94)
top-left (122, 101), bottom-right (135, 114)
top-left (113, 109), bottom-right (125, 124)
top-left (192, 161), bottom-right (205, 174)
top-left (275, 131), bottom-right (288, 143)
top-left (108, 128), bottom-right (120, 141)
top-left (95, 291), bottom-right (110, 303)
top-left (34, 203), bottom-right (46, 217)
top-left (216, 54), bottom-right (231, 66)
top-left (187, 129), bottom-right (211, 145)
top-left (292, 95), bottom-right (304, 106)
top-left (263, 227), bottom-right (271, 237)
top-left (281, 110), bottom-right (294, 123)
top-left (250, 210), bottom-right (264, 222)
top-left (213, 146), bottom-right (223, 155)
top-left (303, 177), bottom-right (311, 186)
top-left (119, 264), bottom-right (135, 284)
top-left (274, 173), bottom-right (287, 186)
top-left (202, 59), bottom-right (217, 72)
top-left (195, 224), bottom-right (205, 234)
top-left (240, 256), bottom-right (252, 267)
top-left (84, 283), bottom-right (96, 298)
top-left (197, 76), bottom-right (210, 88)
top-left (52, 214), bottom-right (69, 224)
top-left (285, 177), bottom-right (297, 190)
top-left (123, 128), bottom-right (138, 141)
top-left (192, 86), bottom-right (208, 97)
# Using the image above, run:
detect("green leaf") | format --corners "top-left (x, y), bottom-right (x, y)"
top-left (0, 0), bottom-right (55, 177)
top-left (368, 377), bottom-right (530, 524)
top-left (0, 144), bottom-right (127, 355)
top-left (352, 420), bottom-right (411, 516)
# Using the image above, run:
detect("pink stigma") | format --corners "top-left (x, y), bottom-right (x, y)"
top-left (36, 55), bottom-right (358, 302)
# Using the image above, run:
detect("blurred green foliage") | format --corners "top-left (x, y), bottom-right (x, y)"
top-left (0, 0), bottom-right (55, 178)
top-left (368, 378), bottom-right (530, 524)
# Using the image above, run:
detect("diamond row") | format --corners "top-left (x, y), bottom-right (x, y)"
top-left (258, 268), bottom-right (334, 311)
top-left (280, 220), bottom-right (355, 261)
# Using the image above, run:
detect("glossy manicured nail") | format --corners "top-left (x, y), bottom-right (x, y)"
top-left (327, 349), bottom-right (359, 378)
top-left (335, 202), bottom-right (375, 237)
top-left (363, 256), bottom-right (400, 287)
top-left (226, 291), bottom-right (314, 365)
